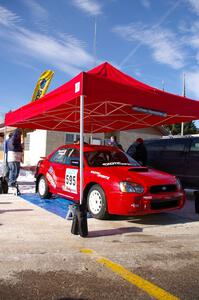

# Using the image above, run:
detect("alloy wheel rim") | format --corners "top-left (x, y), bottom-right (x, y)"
top-left (89, 190), bottom-right (102, 214)
top-left (39, 178), bottom-right (46, 196)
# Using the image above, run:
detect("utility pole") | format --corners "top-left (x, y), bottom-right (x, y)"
top-left (93, 17), bottom-right (97, 66)
top-left (162, 80), bottom-right (165, 91)
top-left (181, 73), bottom-right (186, 136)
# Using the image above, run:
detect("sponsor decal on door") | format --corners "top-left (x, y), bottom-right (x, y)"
top-left (46, 172), bottom-right (56, 188)
top-left (65, 168), bottom-right (78, 194)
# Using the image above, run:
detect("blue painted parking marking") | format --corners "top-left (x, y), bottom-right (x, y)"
top-left (21, 193), bottom-right (74, 218)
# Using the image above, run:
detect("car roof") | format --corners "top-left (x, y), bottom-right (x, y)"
top-left (58, 144), bottom-right (120, 152)
top-left (144, 136), bottom-right (195, 143)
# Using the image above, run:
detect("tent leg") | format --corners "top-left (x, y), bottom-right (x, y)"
top-left (3, 126), bottom-right (7, 163)
top-left (2, 126), bottom-right (9, 180)
top-left (71, 94), bottom-right (88, 237)
top-left (80, 94), bottom-right (84, 206)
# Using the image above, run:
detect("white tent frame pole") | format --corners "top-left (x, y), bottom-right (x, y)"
top-left (181, 122), bottom-right (184, 136)
top-left (80, 95), bottom-right (84, 205)
top-left (3, 126), bottom-right (7, 163)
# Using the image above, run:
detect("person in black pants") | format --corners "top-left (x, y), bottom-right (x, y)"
top-left (7, 128), bottom-right (23, 188)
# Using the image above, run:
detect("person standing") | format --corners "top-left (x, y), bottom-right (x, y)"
top-left (3, 132), bottom-right (13, 179)
top-left (7, 128), bottom-right (23, 188)
top-left (127, 138), bottom-right (147, 166)
top-left (109, 135), bottom-right (124, 151)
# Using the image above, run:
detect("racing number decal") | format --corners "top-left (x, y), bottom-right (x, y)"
top-left (65, 168), bottom-right (78, 194)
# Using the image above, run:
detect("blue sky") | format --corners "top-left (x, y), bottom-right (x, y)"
top-left (0, 0), bottom-right (199, 124)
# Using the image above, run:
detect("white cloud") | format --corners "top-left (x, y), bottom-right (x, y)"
top-left (183, 22), bottom-right (199, 64)
top-left (186, 70), bottom-right (199, 98)
top-left (190, 35), bottom-right (199, 48)
top-left (114, 24), bottom-right (185, 69)
top-left (140, 0), bottom-right (151, 9)
top-left (22, 0), bottom-right (48, 20)
top-left (0, 5), bottom-right (20, 26)
top-left (72, 0), bottom-right (102, 16)
top-left (0, 6), bottom-right (95, 75)
top-left (187, 0), bottom-right (199, 15)
top-left (0, 112), bottom-right (4, 120)
top-left (185, 21), bottom-right (199, 46)
top-left (14, 28), bottom-right (94, 73)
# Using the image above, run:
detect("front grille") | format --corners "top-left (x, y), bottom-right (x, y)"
top-left (150, 198), bottom-right (179, 210)
top-left (150, 184), bottom-right (177, 194)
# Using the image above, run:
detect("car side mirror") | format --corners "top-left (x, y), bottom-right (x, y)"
top-left (71, 159), bottom-right (80, 167)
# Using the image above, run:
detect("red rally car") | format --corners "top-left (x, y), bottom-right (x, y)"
top-left (35, 144), bottom-right (185, 219)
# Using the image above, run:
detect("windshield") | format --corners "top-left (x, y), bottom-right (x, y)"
top-left (85, 150), bottom-right (140, 167)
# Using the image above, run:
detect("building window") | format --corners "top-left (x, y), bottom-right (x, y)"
top-left (91, 138), bottom-right (102, 145)
top-left (65, 133), bottom-right (80, 144)
top-left (65, 133), bottom-right (74, 144)
top-left (0, 135), bottom-right (3, 151)
top-left (24, 134), bottom-right (30, 151)
top-left (75, 134), bottom-right (80, 142)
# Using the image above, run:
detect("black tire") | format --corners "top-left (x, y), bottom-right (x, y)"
top-left (0, 177), bottom-right (8, 194)
top-left (0, 181), bottom-right (2, 194)
top-left (87, 184), bottom-right (109, 219)
top-left (38, 176), bottom-right (52, 199)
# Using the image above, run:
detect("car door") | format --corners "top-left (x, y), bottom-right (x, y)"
top-left (48, 148), bottom-right (69, 193)
top-left (145, 139), bottom-right (167, 170)
top-left (57, 148), bottom-right (80, 201)
top-left (183, 137), bottom-right (199, 188)
top-left (161, 138), bottom-right (188, 180)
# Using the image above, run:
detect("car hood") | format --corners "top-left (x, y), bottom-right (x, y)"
top-left (91, 166), bottom-right (177, 186)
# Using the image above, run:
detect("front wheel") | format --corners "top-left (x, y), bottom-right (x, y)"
top-left (38, 176), bottom-right (52, 199)
top-left (87, 184), bottom-right (109, 219)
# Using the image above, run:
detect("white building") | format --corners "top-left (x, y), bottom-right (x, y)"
top-left (22, 127), bottom-right (168, 166)
top-left (0, 123), bottom-right (168, 165)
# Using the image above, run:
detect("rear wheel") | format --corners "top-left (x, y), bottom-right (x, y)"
top-left (87, 184), bottom-right (109, 219)
top-left (38, 176), bottom-right (52, 199)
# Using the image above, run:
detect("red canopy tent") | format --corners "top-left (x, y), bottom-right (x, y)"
top-left (5, 62), bottom-right (199, 204)
top-left (5, 62), bottom-right (199, 133)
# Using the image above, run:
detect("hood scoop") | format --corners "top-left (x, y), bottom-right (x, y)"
top-left (128, 167), bottom-right (148, 172)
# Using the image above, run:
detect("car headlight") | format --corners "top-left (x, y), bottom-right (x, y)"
top-left (176, 177), bottom-right (182, 190)
top-left (119, 181), bottom-right (144, 193)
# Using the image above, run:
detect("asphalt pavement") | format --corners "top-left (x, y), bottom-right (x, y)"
top-left (0, 191), bottom-right (199, 300)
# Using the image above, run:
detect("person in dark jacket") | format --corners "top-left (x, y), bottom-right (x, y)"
top-left (127, 138), bottom-right (147, 166)
top-left (7, 129), bottom-right (23, 187)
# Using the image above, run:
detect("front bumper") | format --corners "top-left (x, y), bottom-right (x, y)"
top-left (107, 191), bottom-right (185, 216)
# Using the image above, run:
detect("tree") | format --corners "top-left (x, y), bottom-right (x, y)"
top-left (164, 121), bottom-right (197, 135)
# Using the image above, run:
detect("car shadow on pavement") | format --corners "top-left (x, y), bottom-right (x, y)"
top-left (127, 212), bottom-right (198, 226)
top-left (0, 209), bottom-right (34, 214)
top-left (88, 226), bottom-right (142, 238)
